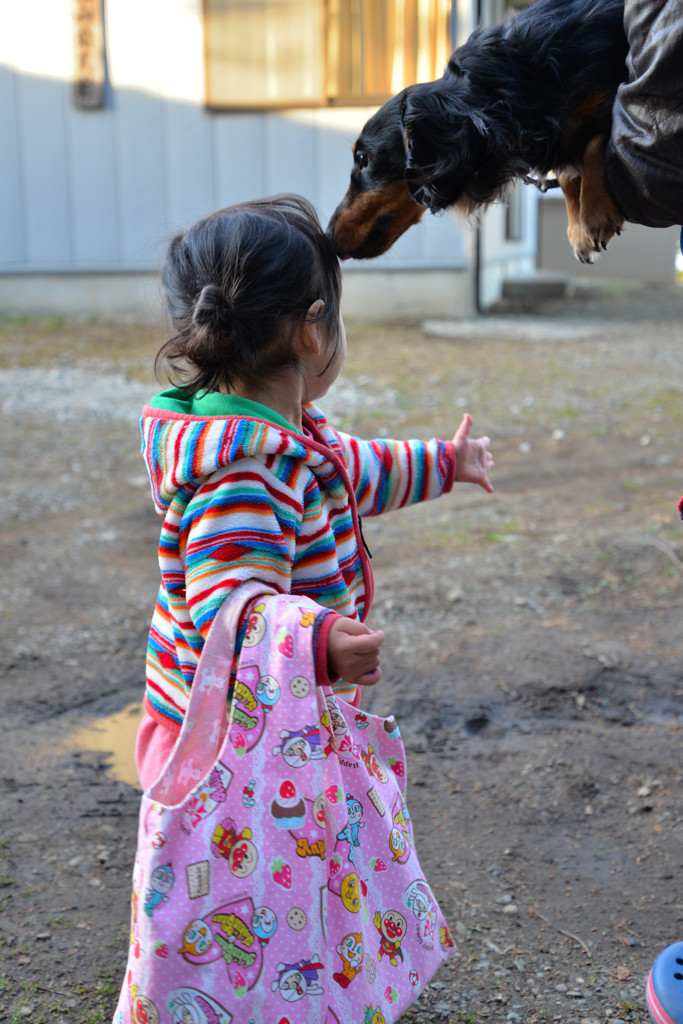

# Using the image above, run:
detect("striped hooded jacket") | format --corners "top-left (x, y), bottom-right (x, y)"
top-left (140, 390), bottom-right (456, 732)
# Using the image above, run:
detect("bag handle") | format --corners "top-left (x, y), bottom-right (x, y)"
top-left (148, 579), bottom-right (276, 804)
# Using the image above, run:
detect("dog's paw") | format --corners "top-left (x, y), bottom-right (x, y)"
top-left (582, 207), bottom-right (625, 258)
top-left (568, 223), bottom-right (599, 264)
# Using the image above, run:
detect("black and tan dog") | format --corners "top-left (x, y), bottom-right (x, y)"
top-left (326, 0), bottom-right (628, 264)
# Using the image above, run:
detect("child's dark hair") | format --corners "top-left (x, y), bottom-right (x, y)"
top-left (157, 194), bottom-right (343, 395)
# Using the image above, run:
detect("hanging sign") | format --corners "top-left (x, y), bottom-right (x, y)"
top-left (72, 0), bottom-right (105, 109)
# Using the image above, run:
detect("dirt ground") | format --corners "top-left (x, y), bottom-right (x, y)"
top-left (1, 278), bottom-right (682, 1024)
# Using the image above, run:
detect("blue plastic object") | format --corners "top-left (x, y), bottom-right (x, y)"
top-left (647, 942), bottom-right (683, 1024)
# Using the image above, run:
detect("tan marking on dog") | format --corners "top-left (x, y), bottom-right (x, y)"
top-left (559, 135), bottom-right (624, 262)
top-left (332, 181), bottom-right (424, 255)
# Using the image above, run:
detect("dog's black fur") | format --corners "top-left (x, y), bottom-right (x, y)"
top-left (327, 0), bottom-right (629, 263)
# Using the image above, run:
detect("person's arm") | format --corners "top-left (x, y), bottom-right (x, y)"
top-left (605, 0), bottom-right (683, 227)
top-left (332, 413), bottom-right (493, 516)
top-left (332, 430), bottom-right (456, 517)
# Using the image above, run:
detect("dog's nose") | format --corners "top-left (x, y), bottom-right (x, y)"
top-left (325, 209), bottom-right (351, 260)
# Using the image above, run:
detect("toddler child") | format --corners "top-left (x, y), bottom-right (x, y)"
top-left (136, 193), bottom-right (494, 789)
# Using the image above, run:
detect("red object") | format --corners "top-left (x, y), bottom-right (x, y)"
top-left (278, 634), bottom-right (294, 657)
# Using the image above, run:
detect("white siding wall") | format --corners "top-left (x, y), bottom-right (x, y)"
top-left (0, 0), bottom-right (467, 276)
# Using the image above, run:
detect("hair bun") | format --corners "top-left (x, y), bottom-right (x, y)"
top-left (192, 283), bottom-right (234, 329)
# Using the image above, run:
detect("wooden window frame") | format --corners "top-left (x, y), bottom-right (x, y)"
top-left (203, 0), bottom-right (452, 112)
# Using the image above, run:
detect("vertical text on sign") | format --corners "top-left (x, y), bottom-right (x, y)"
top-left (72, 0), bottom-right (105, 109)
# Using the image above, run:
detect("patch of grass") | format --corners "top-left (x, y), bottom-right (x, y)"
top-left (556, 403), bottom-right (584, 419)
top-left (0, 317), bottom-right (162, 379)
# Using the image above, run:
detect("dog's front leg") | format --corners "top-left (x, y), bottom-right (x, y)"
top-left (557, 171), bottom-right (591, 262)
top-left (559, 137), bottom-right (625, 263)
top-left (579, 134), bottom-right (625, 257)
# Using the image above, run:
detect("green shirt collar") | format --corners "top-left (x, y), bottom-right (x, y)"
top-left (149, 388), bottom-right (299, 433)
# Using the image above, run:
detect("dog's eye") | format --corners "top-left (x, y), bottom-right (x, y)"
top-left (355, 151), bottom-right (369, 170)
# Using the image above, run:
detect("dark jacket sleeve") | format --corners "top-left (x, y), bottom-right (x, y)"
top-left (605, 0), bottom-right (683, 227)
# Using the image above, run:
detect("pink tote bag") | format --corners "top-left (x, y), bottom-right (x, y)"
top-left (114, 581), bottom-right (455, 1024)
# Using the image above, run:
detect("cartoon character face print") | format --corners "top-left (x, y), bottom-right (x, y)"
top-left (131, 992), bottom-right (160, 1024)
top-left (211, 819), bottom-right (258, 878)
top-left (242, 606), bottom-right (266, 647)
top-left (406, 881), bottom-right (433, 921)
top-left (312, 792), bottom-right (326, 830)
top-left (336, 794), bottom-right (365, 864)
top-left (170, 987), bottom-right (232, 1024)
top-left (255, 674), bottom-right (280, 711)
top-left (272, 726), bottom-right (324, 768)
top-left (179, 918), bottom-right (213, 958)
top-left (347, 796), bottom-right (363, 826)
top-left (374, 909), bottom-right (407, 965)
top-left (275, 968), bottom-right (307, 1003)
top-left (389, 826), bottom-right (407, 862)
top-left (360, 743), bottom-right (389, 783)
top-left (251, 905), bottom-right (278, 946)
top-left (271, 958), bottom-right (324, 1001)
top-left (143, 863), bottom-right (175, 916)
top-left (362, 1008), bottom-right (385, 1024)
top-left (340, 872), bottom-right (361, 914)
top-left (326, 696), bottom-right (348, 739)
top-left (405, 880), bottom-right (438, 948)
top-left (230, 839), bottom-right (257, 878)
top-left (333, 932), bottom-right (364, 988)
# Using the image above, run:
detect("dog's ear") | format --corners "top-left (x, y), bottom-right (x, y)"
top-left (402, 83), bottom-right (493, 212)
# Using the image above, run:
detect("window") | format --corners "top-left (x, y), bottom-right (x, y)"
top-left (203, 0), bottom-right (452, 109)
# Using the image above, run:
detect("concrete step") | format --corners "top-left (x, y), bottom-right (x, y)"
top-left (502, 271), bottom-right (570, 301)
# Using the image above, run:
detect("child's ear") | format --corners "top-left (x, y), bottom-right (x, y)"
top-left (297, 299), bottom-right (325, 357)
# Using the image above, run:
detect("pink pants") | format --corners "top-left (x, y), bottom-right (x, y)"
top-left (135, 712), bottom-right (178, 791)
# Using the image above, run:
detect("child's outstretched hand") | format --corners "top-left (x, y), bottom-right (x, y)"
top-left (328, 617), bottom-right (385, 687)
top-left (453, 413), bottom-right (495, 493)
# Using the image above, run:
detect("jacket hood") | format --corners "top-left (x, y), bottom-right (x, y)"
top-left (141, 390), bottom-right (338, 515)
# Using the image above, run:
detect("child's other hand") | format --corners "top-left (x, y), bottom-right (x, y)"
top-left (453, 413), bottom-right (495, 493)
top-left (328, 617), bottom-right (385, 686)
